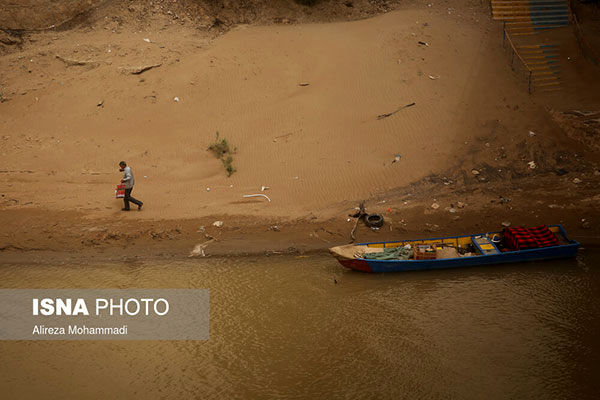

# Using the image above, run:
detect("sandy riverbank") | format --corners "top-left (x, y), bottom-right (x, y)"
top-left (2, 174), bottom-right (600, 264)
top-left (1, 1), bottom-right (600, 262)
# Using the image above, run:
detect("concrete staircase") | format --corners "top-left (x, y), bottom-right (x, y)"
top-left (518, 44), bottom-right (562, 91)
top-left (492, 0), bottom-right (570, 36)
top-left (494, 0), bottom-right (569, 92)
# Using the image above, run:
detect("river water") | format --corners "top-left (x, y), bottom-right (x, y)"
top-left (1, 250), bottom-right (599, 399)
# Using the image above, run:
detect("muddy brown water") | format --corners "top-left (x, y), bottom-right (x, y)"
top-left (1, 250), bottom-right (599, 400)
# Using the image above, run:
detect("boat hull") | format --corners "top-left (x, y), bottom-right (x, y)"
top-left (331, 225), bottom-right (579, 273)
top-left (338, 258), bottom-right (374, 273)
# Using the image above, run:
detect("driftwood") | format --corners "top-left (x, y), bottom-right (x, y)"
top-left (55, 54), bottom-right (101, 67)
top-left (273, 132), bottom-right (294, 141)
top-left (349, 201), bottom-right (367, 243)
top-left (377, 102), bottom-right (415, 120)
top-left (119, 63), bottom-right (162, 75)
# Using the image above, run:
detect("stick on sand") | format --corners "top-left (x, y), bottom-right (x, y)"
top-left (377, 102), bottom-right (416, 120)
top-left (349, 201), bottom-right (367, 243)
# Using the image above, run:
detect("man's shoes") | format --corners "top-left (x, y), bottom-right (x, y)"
top-left (138, 202), bottom-right (143, 211)
top-left (121, 208), bottom-right (130, 211)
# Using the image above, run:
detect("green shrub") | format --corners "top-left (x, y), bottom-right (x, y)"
top-left (208, 132), bottom-right (236, 177)
top-left (223, 155), bottom-right (236, 177)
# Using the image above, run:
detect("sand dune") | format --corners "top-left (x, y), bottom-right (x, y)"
top-left (0, 4), bottom-right (598, 223)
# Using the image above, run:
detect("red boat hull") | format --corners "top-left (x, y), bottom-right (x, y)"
top-left (338, 258), bottom-right (373, 273)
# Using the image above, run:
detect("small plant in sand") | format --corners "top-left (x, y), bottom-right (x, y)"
top-left (208, 131), bottom-right (236, 177)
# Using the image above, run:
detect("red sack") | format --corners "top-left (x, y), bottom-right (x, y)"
top-left (115, 184), bottom-right (126, 199)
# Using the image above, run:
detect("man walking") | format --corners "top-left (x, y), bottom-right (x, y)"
top-left (119, 161), bottom-right (143, 211)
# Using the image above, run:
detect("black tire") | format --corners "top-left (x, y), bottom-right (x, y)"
top-left (365, 213), bottom-right (384, 228)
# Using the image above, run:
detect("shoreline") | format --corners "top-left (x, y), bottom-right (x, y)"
top-left (2, 174), bottom-right (599, 264)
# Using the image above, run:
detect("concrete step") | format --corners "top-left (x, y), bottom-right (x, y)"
top-left (526, 59), bottom-right (559, 65)
top-left (517, 46), bottom-right (560, 50)
top-left (497, 15), bottom-right (566, 20)
top-left (494, 15), bottom-right (567, 20)
top-left (493, 9), bottom-right (569, 15)
top-left (521, 52), bottom-right (560, 57)
top-left (492, 1), bottom-right (566, 5)
top-left (492, 11), bottom-right (569, 21)
top-left (507, 24), bottom-right (568, 32)
top-left (494, 15), bottom-right (568, 21)
top-left (535, 81), bottom-right (561, 87)
top-left (493, 6), bottom-right (568, 11)
top-left (493, 7), bottom-right (568, 12)
top-left (495, 9), bottom-right (568, 15)
top-left (531, 70), bottom-right (561, 76)
top-left (538, 87), bottom-right (563, 92)
top-left (493, 11), bottom-right (568, 17)
top-left (522, 54), bottom-right (559, 60)
top-left (505, 19), bottom-right (569, 26)
top-left (508, 25), bottom-right (535, 30)
top-left (529, 64), bottom-right (560, 70)
top-left (520, 46), bottom-right (559, 50)
top-left (492, 0), bottom-right (566, 3)
top-left (492, 7), bottom-right (569, 15)
top-left (493, 3), bottom-right (568, 6)
top-left (511, 32), bottom-right (539, 36)
top-left (532, 75), bottom-right (561, 82)
top-left (523, 53), bottom-right (559, 57)
top-left (533, 24), bottom-right (568, 30)
top-left (519, 45), bottom-right (559, 49)
top-left (507, 22), bottom-right (567, 29)
top-left (517, 44), bottom-right (558, 49)
top-left (492, 0), bottom-right (566, 4)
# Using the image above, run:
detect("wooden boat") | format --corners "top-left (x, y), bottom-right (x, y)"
top-left (329, 225), bottom-right (579, 273)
